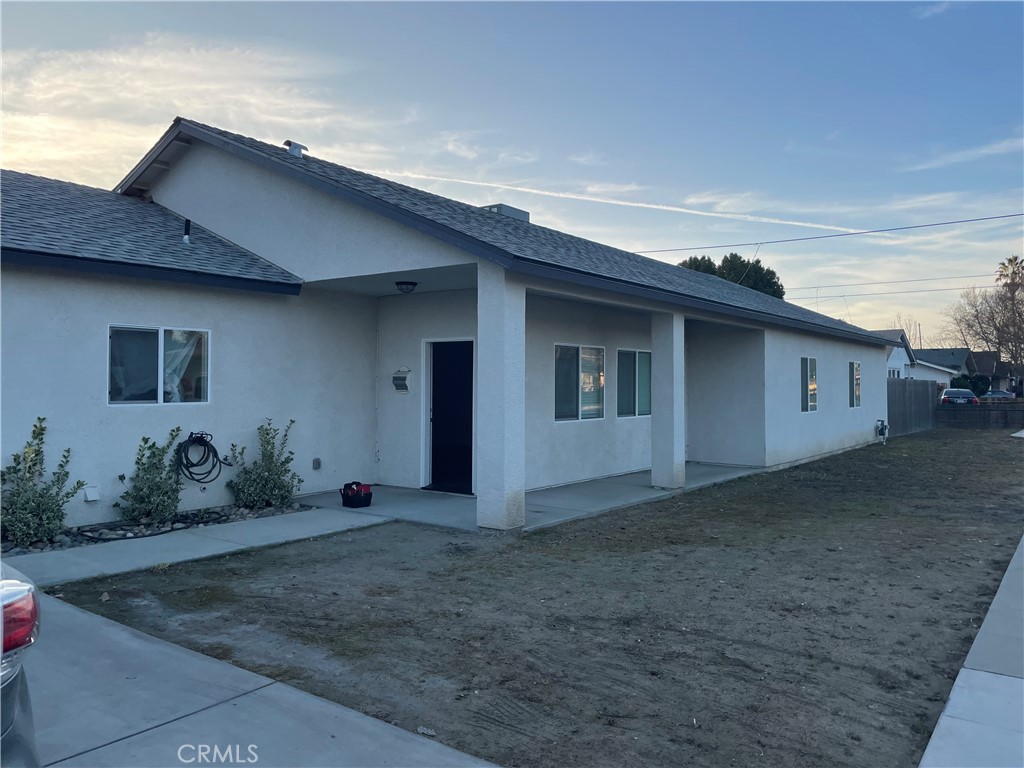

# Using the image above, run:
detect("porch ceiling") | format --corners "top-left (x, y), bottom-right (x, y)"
top-left (308, 263), bottom-right (477, 296)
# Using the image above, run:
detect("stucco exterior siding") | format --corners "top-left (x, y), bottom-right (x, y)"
top-left (525, 294), bottom-right (652, 489)
top-left (763, 328), bottom-right (888, 467)
top-left (685, 320), bottom-right (767, 466)
top-left (148, 143), bottom-right (477, 283)
top-left (1, 265), bottom-right (377, 527)
top-left (375, 289), bottom-right (477, 490)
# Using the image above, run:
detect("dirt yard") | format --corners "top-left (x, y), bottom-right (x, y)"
top-left (57, 428), bottom-right (1023, 768)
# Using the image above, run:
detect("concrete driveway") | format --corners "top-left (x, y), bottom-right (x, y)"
top-left (26, 595), bottom-right (492, 767)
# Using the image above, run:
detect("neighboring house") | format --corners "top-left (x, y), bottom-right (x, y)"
top-left (869, 329), bottom-right (958, 387)
top-left (1, 117), bottom-right (891, 530)
top-left (916, 348), bottom-right (977, 378)
top-left (972, 351), bottom-right (1016, 392)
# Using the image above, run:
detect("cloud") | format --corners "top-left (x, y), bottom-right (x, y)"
top-left (902, 136), bottom-right (1023, 171)
top-left (915, 2), bottom-right (951, 19)
top-left (568, 151), bottom-right (606, 167)
top-left (437, 131), bottom-right (482, 160)
top-left (359, 169), bottom-right (862, 233)
top-left (583, 182), bottom-right (646, 195)
top-left (1, 33), bottom-right (408, 186)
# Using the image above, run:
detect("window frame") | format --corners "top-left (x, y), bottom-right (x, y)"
top-left (554, 343), bottom-right (605, 422)
top-left (800, 356), bottom-right (817, 413)
top-left (849, 361), bottom-right (861, 408)
top-left (616, 348), bottom-right (652, 418)
top-left (108, 324), bottom-right (212, 406)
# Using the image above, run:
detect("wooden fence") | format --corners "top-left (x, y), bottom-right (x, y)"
top-left (936, 402), bottom-right (1024, 429)
top-left (887, 378), bottom-right (938, 437)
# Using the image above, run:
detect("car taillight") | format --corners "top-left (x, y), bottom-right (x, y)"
top-left (2, 590), bottom-right (38, 654)
top-left (942, 397), bottom-right (951, 403)
top-left (971, 397), bottom-right (979, 404)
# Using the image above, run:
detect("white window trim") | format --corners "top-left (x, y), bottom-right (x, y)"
top-left (616, 348), bottom-right (652, 419)
top-left (849, 361), bottom-right (862, 408)
top-left (801, 356), bottom-right (817, 413)
top-left (107, 324), bottom-right (212, 407)
top-left (554, 342), bottom-right (606, 422)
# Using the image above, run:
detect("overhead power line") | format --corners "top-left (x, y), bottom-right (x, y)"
top-left (789, 285), bottom-right (991, 303)
top-left (788, 272), bottom-right (994, 292)
top-left (637, 213), bottom-right (1024, 254)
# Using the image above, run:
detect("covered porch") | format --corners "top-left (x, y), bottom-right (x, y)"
top-left (301, 463), bottom-right (761, 533)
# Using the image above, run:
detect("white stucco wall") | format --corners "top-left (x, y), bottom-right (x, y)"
top-left (685, 321), bottom-right (767, 466)
top-left (1, 266), bottom-right (377, 527)
top-left (375, 289), bottom-right (476, 489)
top-left (763, 328), bottom-right (887, 467)
top-left (148, 143), bottom-right (477, 282)
top-left (887, 346), bottom-right (913, 378)
top-left (525, 294), bottom-right (652, 489)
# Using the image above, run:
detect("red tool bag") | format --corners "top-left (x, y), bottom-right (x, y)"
top-left (341, 481), bottom-right (373, 508)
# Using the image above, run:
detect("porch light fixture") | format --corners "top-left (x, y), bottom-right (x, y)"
top-left (395, 281), bottom-right (418, 294)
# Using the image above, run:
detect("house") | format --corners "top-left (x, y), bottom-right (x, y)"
top-left (869, 329), bottom-right (958, 387)
top-left (1, 117), bottom-right (892, 530)
top-left (972, 351), bottom-right (1016, 392)
top-left (916, 348), bottom-right (977, 379)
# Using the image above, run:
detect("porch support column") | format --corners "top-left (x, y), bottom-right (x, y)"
top-left (475, 261), bottom-right (526, 529)
top-left (651, 311), bottom-right (686, 489)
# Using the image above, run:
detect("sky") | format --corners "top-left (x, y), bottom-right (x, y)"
top-left (2, 1), bottom-right (1022, 341)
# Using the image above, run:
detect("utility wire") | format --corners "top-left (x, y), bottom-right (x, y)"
top-left (788, 272), bottom-right (994, 291)
top-left (637, 213), bottom-right (1023, 254)
top-left (789, 285), bottom-right (991, 303)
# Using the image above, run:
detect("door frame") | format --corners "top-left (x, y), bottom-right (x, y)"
top-left (421, 337), bottom-right (476, 493)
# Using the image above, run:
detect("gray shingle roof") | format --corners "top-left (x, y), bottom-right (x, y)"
top-left (119, 118), bottom-right (889, 347)
top-left (1, 169), bottom-right (301, 291)
top-left (916, 348), bottom-right (974, 372)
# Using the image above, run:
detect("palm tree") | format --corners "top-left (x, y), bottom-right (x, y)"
top-left (996, 255), bottom-right (1023, 293)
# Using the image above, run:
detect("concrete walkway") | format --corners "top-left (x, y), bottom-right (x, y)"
top-left (5, 508), bottom-right (393, 587)
top-left (26, 596), bottom-right (492, 767)
top-left (919, 536), bottom-right (1024, 768)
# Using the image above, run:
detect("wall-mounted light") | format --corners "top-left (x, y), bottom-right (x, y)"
top-left (392, 367), bottom-right (412, 393)
top-left (395, 281), bottom-right (418, 294)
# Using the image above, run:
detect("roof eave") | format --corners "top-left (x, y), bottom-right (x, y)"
top-left (1, 247), bottom-right (303, 295)
top-left (508, 258), bottom-right (889, 347)
top-left (118, 119), bottom-right (886, 347)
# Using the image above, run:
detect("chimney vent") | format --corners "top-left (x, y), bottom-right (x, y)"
top-left (480, 203), bottom-right (529, 223)
top-left (284, 140), bottom-right (308, 158)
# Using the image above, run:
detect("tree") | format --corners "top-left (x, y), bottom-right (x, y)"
top-left (678, 252), bottom-right (786, 298)
top-left (996, 254), bottom-right (1023, 294)
top-left (941, 259), bottom-right (1024, 367)
top-left (678, 255), bottom-right (718, 275)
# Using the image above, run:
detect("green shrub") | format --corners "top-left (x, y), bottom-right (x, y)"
top-left (1, 417), bottom-right (86, 546)
top-left (227, 419), bottom-right (303, 508)
top-left (114, 427), bottom-right (184, 523)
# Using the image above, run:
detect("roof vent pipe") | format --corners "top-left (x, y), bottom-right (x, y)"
top-left (182, 219), bottom-right (191, 245)
top-left (284, 140), bottom-right (308, 158)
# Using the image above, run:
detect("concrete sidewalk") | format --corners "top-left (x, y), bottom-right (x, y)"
top-left (4, 507), bottom-right (393, 587)
top-left (27, 596), bottom-right (491, 767)
top-left (919, 536), bottom-right (1024, 768)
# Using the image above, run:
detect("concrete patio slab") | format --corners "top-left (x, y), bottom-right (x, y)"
top-left (301, 466), bottom-right (763, 534)
top-left (919, 716), bottom-right (1024, 768)
top-left (26, 597), bottom-right (272, 766)
top-left (939, 668), bottom-right (1024, 733)
top-left (5, 508), bottom-right (393, 587)
top-left (301, 486), bottom-right (479, 531)
top-left (54, 676), bottom-right (492, 768)
top-left (28, 595), bottom-right (491, 768)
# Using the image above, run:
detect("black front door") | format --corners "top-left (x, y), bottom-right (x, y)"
top-left (425, 341), bottom-right (473, 495)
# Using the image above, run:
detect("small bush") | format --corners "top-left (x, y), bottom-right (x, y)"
top-left (227, 419), bottom-right (303, 508)
top-left (1, 417), bottom-right (86, 546)
top-left (114, 427), bottom-right (184, 524)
